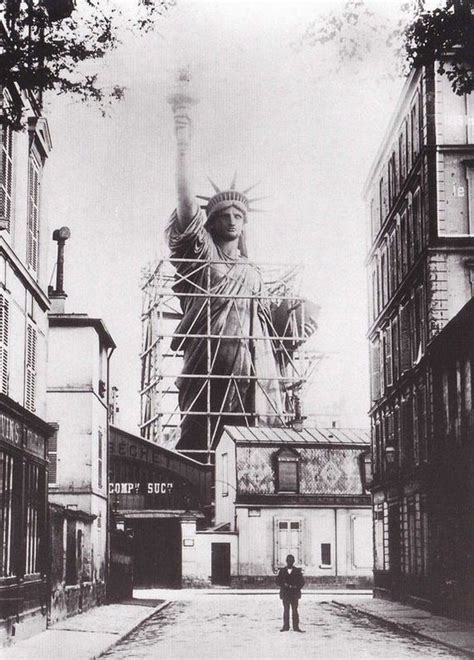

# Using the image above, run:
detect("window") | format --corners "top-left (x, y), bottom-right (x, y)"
top-left (384, 325), bottom-right (393, 388)
top-left (98, 429), bottom-right (103, 489)
top-left (0, 122), bottom-right (13, 232)
top-left (0, 450), bottom-right (14, 577)
top-left (370, 336), bottom-right (382, 402)
top-left (25, 462), bottom-right (41, 575)
top-left (320, 543), bottom-right (331, 567)
top-left (275, 448), bottom-right (299, 492)
top-left (411, 93), bottom-right (420, 160)
top-left (27, 152), bottom-right (41, 275)
top-left (221, 452), bottom-right (228, 497)
top-left (374, 505), bottom-right (384, 570)
top-left (65, 519), bottom-right (77, 585)
top-left (25, 323), bottom-right (37, 412)
top-left (48, 425), bottom-right (59, 485)
top-left (0, 293), bottom-right (8, 395)
top-left (274, 518), bottom-right (303, 567)
top-left (400, 302), bottom-right (411, 374)
top-left (392, 315), bottom-right (400, 383)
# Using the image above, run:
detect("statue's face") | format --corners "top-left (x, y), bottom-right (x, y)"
top-left (210, 205), bottom-right (245, 241)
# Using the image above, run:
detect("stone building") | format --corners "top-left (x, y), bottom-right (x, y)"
top-left (0, 81), bottom-right (54, 643)
top-left (365, 59), bottom-right (474, 616)
top-left (46, 280), bottom-right (115, 622)
top-left (212, 426), bottom-right (372, 588)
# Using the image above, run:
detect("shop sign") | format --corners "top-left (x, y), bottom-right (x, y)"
top-left (0, 412), bottom-right (22, 449)
top-left (24, 427), bottom-right (45, 459)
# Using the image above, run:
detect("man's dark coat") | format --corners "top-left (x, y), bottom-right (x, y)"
top-left (276, 566), bottom-right (305, 600)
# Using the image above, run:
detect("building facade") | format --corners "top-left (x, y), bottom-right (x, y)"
top-left (46, 310), bottom-right (115, 623)
top-left (365, 61), bottom-right (474, 616)
top-left (214, 426), bottom-right (372, 588)
top-left (0, 87), bottom-right (54, 642)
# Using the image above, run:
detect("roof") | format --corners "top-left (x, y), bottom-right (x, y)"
top-left (49, 313), bottom-right (116, 349)
top-left (221, 426), bottom-right (370, 447)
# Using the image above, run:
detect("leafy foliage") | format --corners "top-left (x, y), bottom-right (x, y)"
top-left (0, 0), bottom-right (175, 128)
top-left (405, 1), bottom-right (474, 94)
top-left (297, 0), bottom-right (474, 95)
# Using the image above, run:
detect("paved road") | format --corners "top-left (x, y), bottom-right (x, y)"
top-left (103, 594), bottom-right (463, 659)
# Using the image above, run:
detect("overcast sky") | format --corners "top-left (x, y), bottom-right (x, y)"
top-left (42, 0), bottom-right (419, 433)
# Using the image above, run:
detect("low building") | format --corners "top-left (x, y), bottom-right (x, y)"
top-left (213, 426), bottom-right (373, 588)
top-left (46, 283), bottom-right (115, 622)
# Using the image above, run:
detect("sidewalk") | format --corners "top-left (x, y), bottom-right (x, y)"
top-left (333, 597), bottom-right (474, 658)
top-left (2, 599), bottom-right (168, 660)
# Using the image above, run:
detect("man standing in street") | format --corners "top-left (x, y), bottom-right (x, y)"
top-left (276, 554), bottom-right (305, 632)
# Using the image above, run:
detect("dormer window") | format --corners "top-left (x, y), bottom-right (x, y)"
top-left (275, 447), bottom-right (299, 493)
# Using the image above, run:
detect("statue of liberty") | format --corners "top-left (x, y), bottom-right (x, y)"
top-left (166, 72), bottom-right (317, 461)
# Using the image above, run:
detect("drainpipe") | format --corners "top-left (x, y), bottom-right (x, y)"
top-left (105, 345), bottom-right (116, 603)
top-left (334, 508), bottom-right (338, 578)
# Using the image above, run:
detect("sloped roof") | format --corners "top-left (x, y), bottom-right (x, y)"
top-left (222, 425), bottom-right (370, 446)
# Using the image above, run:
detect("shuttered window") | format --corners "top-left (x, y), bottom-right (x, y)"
top-left (98, 429), bottom-right (103, 489)
top-left (27, 154), bottom-right (41, 275)
top-left (400, 303), bottom-right (411, 374)
top-left (384, 326), bottom-right (393, 388)
top-left (392, 315), bottom-right (400, 383)
top-left (0, 294), bottom-right (8, 395)
top-left (25, 324), bottom-right (37, 412)
top-left (0, 122), bottom-right (13, 232)
top-left (48, 426), bottom-right (58, 485)
top-left (370, 337), bottom-right (382, 402)
top-left (274, 518), bottom-right (303, 567)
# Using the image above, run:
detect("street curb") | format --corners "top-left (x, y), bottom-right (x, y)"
top-left (332, 600), bottom-right (474, 659)
top-left (96, 600), bottom-right (171, 659)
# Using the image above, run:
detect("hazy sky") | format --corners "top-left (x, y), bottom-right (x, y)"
top-left (42, 0), bottom-right (411, 433)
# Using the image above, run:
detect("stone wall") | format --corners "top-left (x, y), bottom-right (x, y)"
top-left (49, 581), bottom-right (106, 625)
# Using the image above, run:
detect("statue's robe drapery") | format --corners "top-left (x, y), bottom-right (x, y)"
top-left (167, 208), bottom-right (284, 455)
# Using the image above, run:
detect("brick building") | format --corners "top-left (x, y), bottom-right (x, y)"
top-left (365, 60), bottom-right (474, 617)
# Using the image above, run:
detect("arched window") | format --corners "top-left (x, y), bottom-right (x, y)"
top-left (275, 448), bottom-right (299, 493)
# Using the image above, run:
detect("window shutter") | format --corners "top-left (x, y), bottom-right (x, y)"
top-left (27, 156), bottom-right (40, 274)
top-left (98, 429), bottom-right (103, 489)
top-left (0, 294), bottom-right (8, 395)
top-left (392, 315), bottom-right (400, 384)
top-left (371, 338), bottom-right (381, 402)
top-left (385, 326), bottom-right (393, 388)
top-left (48, 428), bottom-right (58, 485)
top-left (400, 303), bottom-right (411, 373)
top-left (0, 123), bottom-right (13, 231)
top-left (25, 324), bottom-right (37, 412)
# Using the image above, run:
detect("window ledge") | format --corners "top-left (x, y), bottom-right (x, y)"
top-left (319, 564), bottom-right (333, 570)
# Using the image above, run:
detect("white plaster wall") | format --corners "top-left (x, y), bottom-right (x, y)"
top-left (214, 433), bottom-right (237, 527)
top-left (47, 391), bottom-right (93, 489)
top-left (48, 325), bottom-right (95, 388)
top-left (235, 506), bottom-right (373, 578)
top-left (180, 520), bottom-right (238, 584)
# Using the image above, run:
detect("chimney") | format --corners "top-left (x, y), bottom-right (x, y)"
top-left (48, 226), bottom-right (71, 314)
top-left (332, 420), bottom-right (337, 429)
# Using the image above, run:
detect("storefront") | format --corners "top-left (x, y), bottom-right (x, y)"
top-left (0, 395), bottom-right (53, 644)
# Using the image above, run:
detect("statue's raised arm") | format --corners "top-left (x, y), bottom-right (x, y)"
top-left (168, 70), bottom-right (199, 231)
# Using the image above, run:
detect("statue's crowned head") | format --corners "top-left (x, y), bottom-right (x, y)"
top-left (198, 173), bottom-right (263, 226)
top-left (205, 189), bottom-right (249, 223)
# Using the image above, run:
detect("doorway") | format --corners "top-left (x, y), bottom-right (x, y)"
top-left (211, 543), bottom-right (231, 585)
top-left (131, 518), bottom-right (182, 587)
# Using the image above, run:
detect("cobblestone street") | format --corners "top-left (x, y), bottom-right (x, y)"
top-left (103, 594), bottom-right (462, 659)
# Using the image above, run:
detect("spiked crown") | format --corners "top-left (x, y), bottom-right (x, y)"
top-left (197, 173), bottom-right (266, 220)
